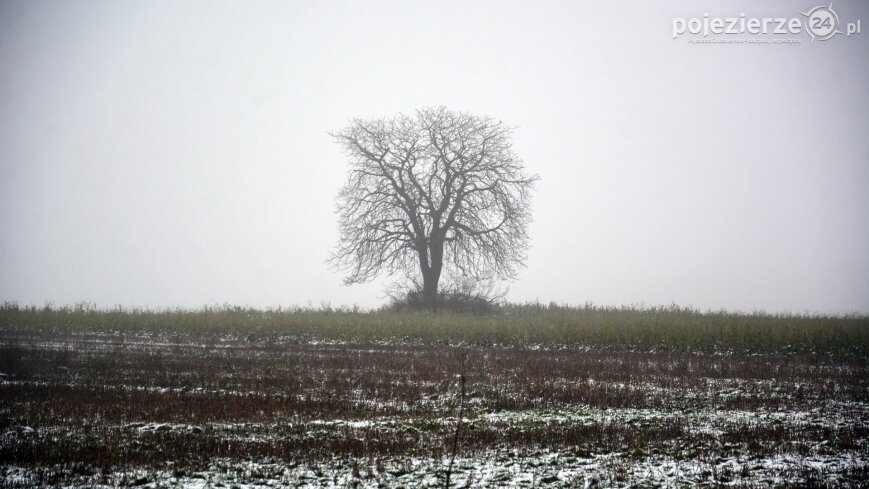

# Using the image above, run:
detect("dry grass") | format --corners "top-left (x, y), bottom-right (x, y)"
top-left (1, 306), bottom-right (867, 486)
top-left (2, 301), bottom-right (867, 355)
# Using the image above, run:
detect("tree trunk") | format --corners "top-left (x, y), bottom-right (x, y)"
top-left (421, 239), bottom-right (444, 310)
top-left (422, 270), bottom-right (439, 309)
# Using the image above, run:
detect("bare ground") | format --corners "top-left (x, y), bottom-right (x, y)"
top-left (1, 331), bottom-right (867, 487)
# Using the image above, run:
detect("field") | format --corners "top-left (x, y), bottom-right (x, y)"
top-left (1, 304), bottom-right (868, 487)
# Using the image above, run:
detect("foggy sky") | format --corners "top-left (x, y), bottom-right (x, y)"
top-left (1, 0), bottom-right (867, 314)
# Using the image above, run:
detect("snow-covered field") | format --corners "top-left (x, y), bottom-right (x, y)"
top-left (1, 332), bottom-right (866, 487)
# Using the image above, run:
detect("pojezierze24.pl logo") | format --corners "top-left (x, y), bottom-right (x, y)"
top-left (673, 2), bottom-right (861, 44)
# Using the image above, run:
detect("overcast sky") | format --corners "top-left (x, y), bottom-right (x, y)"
top-left (1, 0), bottom-right (867, 313)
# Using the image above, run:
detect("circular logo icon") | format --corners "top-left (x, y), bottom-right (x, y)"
top-left (803, 5), bottom-right (840, 41)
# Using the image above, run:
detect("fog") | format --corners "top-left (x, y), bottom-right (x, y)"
top-left (1, 0), bottom-right (867, 313)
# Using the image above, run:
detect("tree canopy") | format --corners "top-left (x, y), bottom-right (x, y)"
top-left (330, 107), bottom-right (538, 307)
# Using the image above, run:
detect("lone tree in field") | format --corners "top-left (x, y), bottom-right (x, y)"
top-left (330, 107), bottom-right (538, 308)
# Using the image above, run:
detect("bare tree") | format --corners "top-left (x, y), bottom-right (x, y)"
top-left (330, 107), bottom-right (538, 309)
